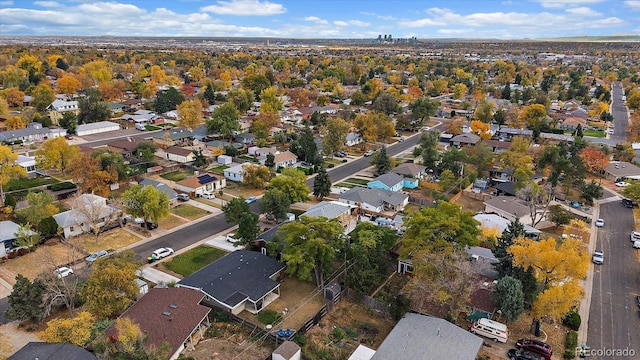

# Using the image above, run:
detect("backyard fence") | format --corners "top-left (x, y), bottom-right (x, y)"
top-left (343, 288), bottom-right (391, 316)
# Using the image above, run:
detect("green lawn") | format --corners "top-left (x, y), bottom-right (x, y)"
top-left (335, 182), bottom-right (355, 188)
top-left (583, 130), bottom-right (605, 138)
top-left (160, 170), bottom-right (194, 182)
top-left (209, 165), bottom-right (229, 174)
top-left (170, 204), bottom-right (210, 220)
top-left (163, 245), bottom-right (228, 277)
top-left (345, 177), bottom-right (370, 185)
top-left (7, 177), bottom-right (58, 191)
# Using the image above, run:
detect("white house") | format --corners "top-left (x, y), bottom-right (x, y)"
top-left (265, 151), bottom-right (298, 170)
top-left (175, 173), bottom-right (226, 196)
top-left (339, 187), bottom-right (409, 214)
top-left (75, 121), bottom-right (121, 136)
top-left (345, 132), bottom-right (362, 147)
top-left (223, 163), bottom-right (246, 182)
top-left (52, 194), bottom-right (118, 238)
top-left (163, 147), bottom-right (195, 163)
top-left (16, 155), bottom-right (37, 177)
top-left (483, 196), bottom-right (533, 225)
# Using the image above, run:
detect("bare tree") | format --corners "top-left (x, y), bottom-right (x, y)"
top-left (516, 182), bottom-right (554, 227)
top-left (38, 242), bottom-right (84, 318)
top-left (71, 194), bottom-right (120, 243)
top-left (404, 248), bottom-right (480, 322)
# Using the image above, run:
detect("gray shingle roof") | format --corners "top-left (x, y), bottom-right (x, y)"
top-left (8, 342), bottom-right (96, 360)
top-left (178, 250), bottom-right (285, 308)
top-left (302, 201), bottom-right (352, 219)
top-left (369, 173), bottom-right (404, 188)
top-left (484, 196), bottom-right (530, 218)
top-left (0, 127), bottom-right (51, 142)
top-left (371, 313), bottom-right (483, 360)
top-left (139, 178), bottom-right (178, 200)
top-left (340, 187), bottom-right (408, 207)
top-left (392, 162), bottom-right (427, 177)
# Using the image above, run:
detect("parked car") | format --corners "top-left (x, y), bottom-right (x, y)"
top-left (133, 217), bottom-right (145, 225)
top-left (615, 181), bottom-right (630, 187)
top-left (122, 214), bottom-right (132, 224)
top-left (634, 241), bottom-right (640, 249)
top-left (622, 198), bottom-right (637, 208)
top-left (177, 193), bottom-right (189, 201)
top-left (226, 233), bottom-right (240, 243)
top-left (516, 339), bottom-right (553, 360)
top-left (595, 218), bottom-right (605, 227)
top-left (592, 251), bottom-right (604, 265)
top-left (151, 247), bottom-right (174, 259)
top-left (141, 221), bottom-right (158, 230)
top-left (54, 266), bottom-right (74, 279)
top-left (85, 250), bottom-right (108, 264)
top-left (364, 150), bottom-right (375, 157)
top-left (631, 231), bottom-right (640, 242)
top-left (507, 349), bottom-right (544, 360)
top-left (245, 196), bottom-right (257, 204)
top-left (569, 201), bottom-right (580, 208)
top-left (201, 192), bottom-right (215, 200)
top-left (636, 295), bottom-right (640, 309)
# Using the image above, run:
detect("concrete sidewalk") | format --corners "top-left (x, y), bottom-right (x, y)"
top-left (139, 266), bottom-right (180, 285)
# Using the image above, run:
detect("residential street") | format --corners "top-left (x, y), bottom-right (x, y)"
top-left (610, 81), bottom-right (628, 142)
top-left (587, 200), bottom-right (640, 357)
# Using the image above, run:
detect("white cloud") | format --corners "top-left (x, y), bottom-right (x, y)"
top-left (333, 20), bottom-right (348, 27)
top-left (565, 6), bottom-right (601, 16)
top-left (0, 0), bottom-right (13, 5)
top-left (536, 0), bottom-right (603, 9)
top-left (33, 1), bottom-right (61, 7)
top-left (625, 1), bottom-right (640, 10)
top-left (200, 0), bottom-right (285, 16)
top-left (303, 16), bottom-right (328, 25)
top-left (333, 20), bottom-right (370, 27)
top-left (360, 11), bottom-right (397, 21)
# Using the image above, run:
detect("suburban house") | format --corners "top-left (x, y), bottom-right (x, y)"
top-left (369, 313), bottom-right (483, 360)
top-left (345, 132), bottom-right (363, 147)
top-left (234, 133), bottom-right (255, 145)
top-left (151, 129), bottom-right (194, 149)
top-left (108, 102), bottom-right (125, 115)
top-left (16, 155), bottom-right (37, 177)
top-left (496, 127), bottom-right (533, 140)
top-left (367, 173), bottom-right (405, 192)
top-left (107, 138), bottom-right (143, 159)
top-left (493, 181), bottom-right (517, 196)
top-left (52, 194), bottom-right (119, 239)
top-left (603, 161), bottom-right (640, 181)
top-left (8, 342), bottom-right (96, 360)
top-left (223, 163), bottom-right (246, 182)
top-left (484, 140), bottom-right (512, 154)
top-left (0, 220), bottom-right (36, 257)
top-left (174, 173), bottom-right (226, 197)
top-left (178, 250), bottom-right (286, 315)
top-left (75, 121), bottom-right (121, 136)
top-left (450, 133), bottom-right (481, 147)
top-left (484, 196), bottom-right (533, 225)
top-left (163, 146), bottom-right (195, 163)
top-left (339, 187), bottom-right (409, 214)
top-left (105, 288), bottom-right (211, 360)
top-left (260, 150), bottom-right (298, 171)
top-left (301, 201), bottom-right (358, 234)
top-left (0, 125), bottom-right (51, 144)
top-left (466, 245), bottom-right (500, 280)
top-left (46, 99), bottom-right (79, 125)
top-left (249, 146), bottom-right (277, 157)
top-left (558, 116), bottom-right (587, 130)
top-left (391, 162), bottom-right (427, 189)
top-left (539, 132), bottom-right (574, 144)
top-left (488, 167), bottom-right (514, 183)
top-left (138, 178), bottom-right (178, 204)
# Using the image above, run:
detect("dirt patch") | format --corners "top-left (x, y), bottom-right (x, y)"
top-left (302, 301), bottom-right (396, 359)
top-left (240, 277), bottom-right (325, 332)
top-left (0, 242), bottom-right (76, 283)
top-left (455, 194), bottom-right (487, 213)
top-left (185, 323), bottom-right (272, 360)
top-left (70, 227), bottom-right (143, 254)
top-left (159, 214), bottom-right (188, 230)
top-left (477, 312), bottom-right (569, 360)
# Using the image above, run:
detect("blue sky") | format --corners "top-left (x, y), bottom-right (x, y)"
top-left (0, 0), bottom-right (639, 39)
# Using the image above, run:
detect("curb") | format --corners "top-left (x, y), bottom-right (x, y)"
top-left (578, 199), bottom-right (599, 346)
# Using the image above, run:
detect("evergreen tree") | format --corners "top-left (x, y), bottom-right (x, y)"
top-left (502, 83), bottom-right (511, 100)
top-left (313, 166), bottom-right (331, 199)
top-left (491, 276), bottom-right (525, 322)
top-left (575, 124), bottom-right (584, 138)
top-left (5, 274), bottom-right (45, 322)
top-left (494, 219), bottom-right (525, 277)
top-left (265, 153), bottom-right (275, 169)
top-left (373, 145), bottom-right (392, 174)
top-left (203, 85), bottom-right (216, 105)
top-left (77, 89), bottom-right (110, 124)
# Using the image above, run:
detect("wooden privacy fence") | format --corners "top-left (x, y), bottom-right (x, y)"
top-left (343, 288), bottom-right (391, 316)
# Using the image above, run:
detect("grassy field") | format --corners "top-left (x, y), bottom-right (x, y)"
top-left (344, 177), bottom-right (369, 185)
top-left (170, 204), bottom-right (210, 220)
top-left (583, 129), bottom-right (605, 138)
top-left (7, 176), bottom-right (58, 191)
top-left (163, 245), bottom-right (228, 277)
top-left (72, 227), bottom-right (143, 254)
top-left (160, 170), bottom-right (194, 182)
top-left (208, 165), bottom-right (229, 174)
top-left (159, 214), bottom-right (187, 230)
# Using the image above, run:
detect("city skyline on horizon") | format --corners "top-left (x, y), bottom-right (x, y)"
top-left (1, 0), bottom-right (640, 40)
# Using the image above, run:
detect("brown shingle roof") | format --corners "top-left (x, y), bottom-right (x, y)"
top-left (273, 151), bottom-right (297, 164)
top-left (165, 146), bottom-right (194, 157)
top-left (105, 288), bottom-right (210, 357)
top-left (176, 173), bottom-right (220, 190)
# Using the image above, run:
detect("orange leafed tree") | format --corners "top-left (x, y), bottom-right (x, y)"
top-left (578, 147), bottom-right (609, 175)
top-left (470, 120), bottom-right (492, 140)
top-left (56, 75), bottom-right (83, 96)
top-left (69, 153), bottom-right (118, 197)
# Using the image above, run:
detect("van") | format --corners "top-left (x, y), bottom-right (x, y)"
top-left (470, 318), bottom-right (508, 343)
top-left (135, 123), bottom-right (146, 131)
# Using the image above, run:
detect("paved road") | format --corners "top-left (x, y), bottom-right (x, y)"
top-left (587, 200), bottom-right (640, 358)
top-left (610, 81), bottom-right (628, 143)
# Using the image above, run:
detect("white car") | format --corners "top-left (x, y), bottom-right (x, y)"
top-left (634, 241), bottom-right (640, 249)
top-left (592, 251), bottom-right (604, 265)
top-left (595, 219), bottom-right (605, 227)
top-left (226, 233), bottom-right (240, 243)
top-left (201, 192), bottom-right (215, 200)
top-left (151, 247), bottom-right (174, 259)
top-left (363, 150), bottom-right (375, 157)
top-left (615, 181), bottom-right (630, 187)
top-left (631, 231), bottom-right (640, 242)
top-left (54, 266), bottom-right (74, 279)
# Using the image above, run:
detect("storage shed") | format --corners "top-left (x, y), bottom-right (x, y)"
top-left (76, 121), bottom-right (120, 136)
top-left (217, 155), bottom-right (232, 165)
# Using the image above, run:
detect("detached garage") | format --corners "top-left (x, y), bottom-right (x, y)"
top-left (76, 121), bottom-right (121, 136)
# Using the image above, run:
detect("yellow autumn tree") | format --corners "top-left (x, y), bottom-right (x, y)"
top-left (588, 100), bottom-right (609, 119)
top-left (56, 75), bottom-right (83, 96)
top-left (177, 99), bottom-right (204, 130)
top-left (5, 115), bottom-right (26, 130)
top-left (82, 60), bottom-right (112, 84)
top-left (532, 280), bottom-right (583, 321)
top-left (35, 137), bottom-right (80, 175)
top-left (259, 86), bottom-right (283, 114)
top-left (0, 144), bottom-right (27, 204)
top-left (40, 311), bottom-right (94, 346)
top-left (150, 65), bottom-right (166, 84)
top-left (470, 120), bottom-right (492, 140)
top-left (113, 317), bottom-right (143, 354)
top-left (518, 104), bottom-right (547, 127)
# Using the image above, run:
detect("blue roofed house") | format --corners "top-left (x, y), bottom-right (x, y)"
top-left (138, 178), bottom-right (178, 205)
top-left (367, 173), bottom-right (404, 192)
top-left (391, 162), bottom-right (427, 189)
top-left (178, 250), bottom-right (286, 315)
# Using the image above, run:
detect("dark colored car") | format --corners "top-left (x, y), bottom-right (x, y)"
top-left (516, 339), bottom-right (553, 360)
top-left (508, 349), bottom-right (544, 360)
top-left (636, 295), bottom-right (640, 309)
top-left (141, 221), bottom-right (158, 230)
top-left (622, 198), bottom-right (637, 208)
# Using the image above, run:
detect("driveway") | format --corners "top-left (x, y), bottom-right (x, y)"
top-left (587, 200), bottom-right (640, 356)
